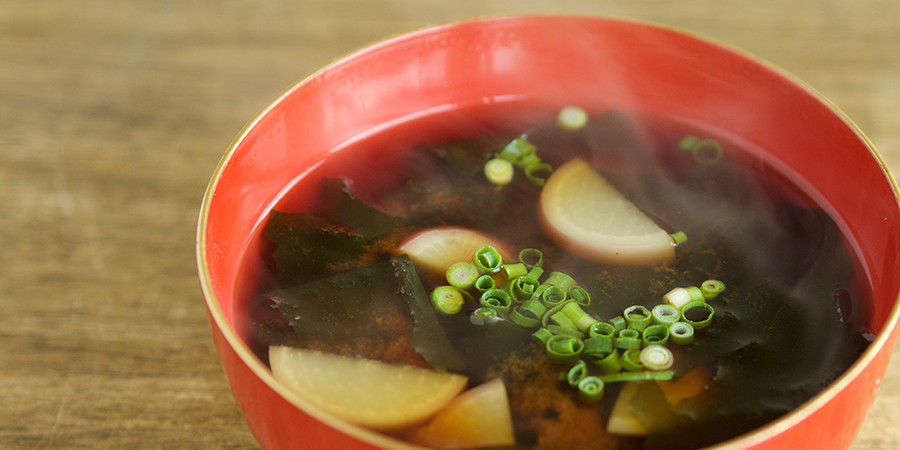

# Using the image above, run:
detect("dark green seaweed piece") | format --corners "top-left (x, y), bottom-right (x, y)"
top-left (264, 210), bottom-right (368, 285)
top-left (264, 178), bottom-right (407, 285)
top-left (267, 255), bottom-right (463, 373)
top-left (317, 178), bottom-right (405, 240)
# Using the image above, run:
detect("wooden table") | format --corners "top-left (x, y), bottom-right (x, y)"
top-left (2, 1), bottom-right (898, 449)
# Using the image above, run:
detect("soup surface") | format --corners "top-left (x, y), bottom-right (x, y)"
top-left (235, 106), bottom-right (872, 450)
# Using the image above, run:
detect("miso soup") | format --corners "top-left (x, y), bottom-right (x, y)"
top-left (234, 105), bottom-right (873, 450)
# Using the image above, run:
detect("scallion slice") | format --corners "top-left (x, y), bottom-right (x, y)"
top-left (639, 344), bottom-right (674, 371)
top-left (577, 376), bottom-right (605, 403)
top-left (430, 286), bottom-right (465, 315)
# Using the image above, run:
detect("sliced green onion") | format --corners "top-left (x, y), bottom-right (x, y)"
top-left (614, 329), bottom-right (642, 350)
top-left (651, 304), bottom-right (680, 325)
top-left (512, 275), bottom-right (540, 300)
top-left (546, 335), bottom-right (584, 364)
top-left (681, 301), bottom-right (715, 329)
top-left (532, 327), bottom-right (554, 345)
top-left (692, 139), bottom-right (724, 166)
top-left (639, 344), bottom-right (674, 371)
top-left (484, 158), bottom-right (514, 185)
top-left (544, 271), bottom-right (577, 291)
top-left (473, 245), bottom-right (503, 274)
top-left (498, 136), bottom-right (537, 164)
top-left (589, 321), bottom-right (617, 339)
top-left (620, 348), bottom-right (645, 372)
top-left (549, 311), bottom-right (577, 331)
top-left (557, 106), bottom-right (590, 131)
top-left (609, 316), bottom-right (627, 333)
top-left (599, 370), bottom-right (674, 383)
top-left (577, 376), bottom-right (605, 404)
top-left (663, 287), bottom-right (693, 310)
top-left (568, 285), bottom-right (591, 306)
top-left (511, 298), bottom-right (547, 328)
top-left (561, 302), bottom-right (599, 332)
top-left (590, 349), bottom-right (622, 374)
top-left (524, 162), bottom-right (553, 187)
top-left (701, 279), bottom-right (726, 300)
top-left (546, 324), bottom-right (585, 339)
top-left (470, 307), bottom-right (502, 326)
top-left (670, 231), bottom-right (688, 246)
top-left (541, 284), bottom-right (568, 306)
top-left (479, 288), bottom-right (513, 313)
top-left (583, 335), bottom-right (614, 356)
top-left (566, 360), bottom-right (588, 386)
top-left (474, 274), bottom-right (496, 292)
top-left (642, 324), bottom-right (670, 347)
top-left (678, 135), bottom-right (701, 152)
top-left (669, 321), bottom-right (695, 345)
top-left (519, 248), bottom-right (544, 269)
top-left (445, 261), bottom-right (480, 290)
top-left (624, 305), bottom-right (652, 331)
top-left (501, 262), bottom-right (528, 280)
top-left (430, 286), bottom-right (465, 315)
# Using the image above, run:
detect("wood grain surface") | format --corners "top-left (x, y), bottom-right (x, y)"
top-left (1, 1), bottom-right (898, 449)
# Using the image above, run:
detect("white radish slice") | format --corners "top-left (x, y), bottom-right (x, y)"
top-left (407, 378), bottom-right (515, 449)
top-left (269, 346), bottom-right (468, 431)
top-left (539, 158), bottom-right (676, 265)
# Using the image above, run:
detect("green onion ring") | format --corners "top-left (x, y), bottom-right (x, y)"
top-left (541, 284), bottom-right (568, 307)
top-left (620, 348), bottom-right (645, 372)
top-left (545, 325), bottom-right (585, 340)
top-left (474, 274), bottom-right (495, 292)
top-left (518, 248), bottom-right (544, 269)
top-left (473, 245), bottom-right (503, 274)
top-left (590, 349), bottom-right (622, 374)
top-left (568, 285), bottom-right (591, 306)
top-left (545, 335), bottom-right (584, 364)
top-left (624, 305), bottom-right (652, 331)
top-left (669, 321), bottom-right (695, 345)
top-left (479, 288), bottom-right (513, 313)
top-left (651, 304), bottom-right (680, 325)
top-left (566, 360), bottom-right (588, 386)
top-left (642, 324), bottom-right (670, 347)
top-left (512, 276), bottom-right (540, 300)
top-left (681, 301), bottom-right (715, 329)
top-left (701, 279), bottom-right (726, 300)
top-left (577, 376), bottom-right (605, 404)
top-left (692, 139), bottom-right (724, 166)
top-left (524, 162), bottom-right (554, 187)
top-left (614, 329), bottom-right (642, 350)
top-left (531, 327), bottom-right (554, 345)
top-left (430, 286), bottom-right (465, 315)
top-left (445, 261), bottom-right (480, 290)
top-left (639, 344), bottom-right (674, 371)
top-left (589, 321), bottom-right (617, 339)
top-left (484, 158), bottom-right (514, 185)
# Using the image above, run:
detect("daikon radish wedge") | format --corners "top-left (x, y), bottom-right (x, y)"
top-left (539, 158), bottom-right (676, 265)
top-left (269, 346), bottom-right (468, 431)
top-left (407, 378), bottom-right (515, 449)
top-left (397, 226), bottom-right (512, 273)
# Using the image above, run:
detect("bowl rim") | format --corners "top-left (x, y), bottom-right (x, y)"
top-left (196, 13), bottom-right (900, 450)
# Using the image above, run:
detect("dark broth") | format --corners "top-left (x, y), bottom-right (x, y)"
top-left (234, 105), bottom-right (872, 450)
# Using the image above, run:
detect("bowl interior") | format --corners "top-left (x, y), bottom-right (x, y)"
top-left (199, 15), bottom-right (900, 450)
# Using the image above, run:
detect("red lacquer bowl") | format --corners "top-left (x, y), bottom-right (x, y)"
top-left (197, 15), bottom-right (900, 450)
